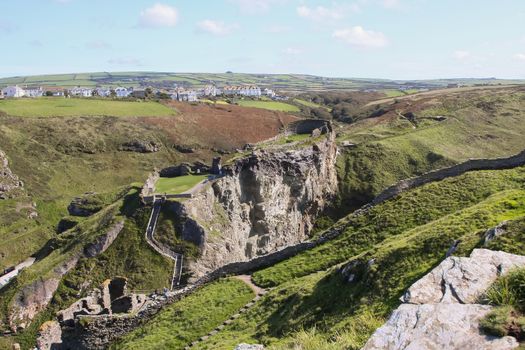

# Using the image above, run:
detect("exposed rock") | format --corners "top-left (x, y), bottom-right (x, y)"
top-left (120, 139), bottom-right (160, 153)
top-left (57, 217), bottom-right (80, 234)
top-left (159, 164), bottom-right (192, 178)
top-left (235, 344), bottom-right (265, 350)
top-left (362, 304), bottom-right (518, 350)
top-left (179, 133), bottom-right (338, 281)
top-left (310, 127), bottom-right (322, 138)
top-left (8, 221), bottom-right (125, 331)
top-left (84, 221), bottom-right (125, 257)
top-left (12, 344), bottom-right (21, 350)
top-left (173, 144), bottom-right (195, 153)
top-left (402, 249), bottom-right (525, 305)
top-left (36, 320), bottom-right (62, 350)
top-left (484, 221), bottom-right (509, 245)
top-left (339, 258), bottom-right (375, 284)
top-left (364, 249), bottom-right (525, 350)
top-left (0, 150), bottom-right (23, 199)
top-left (67, 192), bottom-right (102, 217)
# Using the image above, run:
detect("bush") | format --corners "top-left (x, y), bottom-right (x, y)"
top-left (484, 268), bottom-right (525, 312)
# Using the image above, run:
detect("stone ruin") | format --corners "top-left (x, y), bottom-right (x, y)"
top-left (57, 277), bottom-right (146, 327)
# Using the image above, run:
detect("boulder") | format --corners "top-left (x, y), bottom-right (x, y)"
top-left (402, 249), bottom-right (525, 304)
top-left (0, 150), bottom-right (23, 199)
top-left (235, 344), bottom-right (264, 350)
top-left (36, 321), bottom-right (63, 350)
top-left (120, 140), bottom-right (160, 153)
top-left (362, 304), bottom-right (518, 350)
top-left (174, 144), bottom-right (195, 153)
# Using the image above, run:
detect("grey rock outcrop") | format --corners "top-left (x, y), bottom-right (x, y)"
top-left (0, 150), bottom-right (23, 199)
top-left (36, 320), bottom-right (63, 350)
top-left (120, 139), bottom-right (160, 153)
top-left (363, 249), bottom-right (525, 350)
top-left (7, 221), bottom-right (125, 331)
top-left (179, 133), bottom-right (338, 281)
top-left (235, 344), bottom-right (265, 350)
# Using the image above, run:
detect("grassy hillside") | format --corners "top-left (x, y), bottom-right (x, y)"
top-left (195, 166), bottom-right (525, 349)
top-left (334, 86), bottom-right (525, 212)
top-left (0, 98), bottom-right (176, 117)
top-left (113, 278), bottom-right (254, 350)
top-left (235, 100), bottom-right (300, 112)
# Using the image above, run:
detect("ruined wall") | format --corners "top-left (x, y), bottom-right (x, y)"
top-left (178, 132), bottom-right (339, 281)
top-left (285, 119), bottom-right (332, 135)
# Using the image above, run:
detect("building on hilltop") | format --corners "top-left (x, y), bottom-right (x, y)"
top-left (172, 88), bottom-right (197, 102)
top-left (114, 87), bottom-right (131, 98)
top-left (2, 85), bottom-right (26, 98)
top-left (22, 86), bottom-right (43, 97)
top-left (222, 85), bottom-right (261, 97)
top-left (70, 87), bottom-right (93, 97)
top-left (203, 84), bottom-right (218, 97)
top-left (95, 87), bottom-right (112, 97)
top-left (263, 88), bottom-right (276, 98)
top-left (44, 86), bottom-right (66, 97)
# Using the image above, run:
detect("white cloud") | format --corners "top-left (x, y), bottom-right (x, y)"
top-left (333, 26), bottom-right (388, 48)
top-left (86, 40), bottom-right (111, 50)
top-left (138, 3), bottom-right (178, 28)
top-left (283, 47), bottom-right (303, 55)
top-left (107, 57), bottom-right (142, 65)
top-left (514, 53), bottom-right (525, 61)
top-left (297, 5), bottom-right (349, 22)
top-left (453, 50), bottom-right (471, 60)
top-left (229, 0), bottom-right (285, 14)
top-left (196, 20), bottom-right (237, 36)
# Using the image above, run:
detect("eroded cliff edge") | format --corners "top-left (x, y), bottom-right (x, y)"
top-left (176, 132), bottom-right (338, 281)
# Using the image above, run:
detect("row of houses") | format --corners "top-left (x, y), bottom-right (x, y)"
top-left (1, 84), bottom-right (278, 102)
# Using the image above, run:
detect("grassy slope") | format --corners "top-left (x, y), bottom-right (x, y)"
top-left (112, 278), bottom-right (254, 350)
top-left (155, 175), bottom-right (208, 194)
top-left (235, 100), bottom-right (300, 112)
top-left (335, 87), bottom-right (525, 211)
top-left (0, 98), bottom-right (176, 117)
top-left (194, 167), bottom-right (525, 349)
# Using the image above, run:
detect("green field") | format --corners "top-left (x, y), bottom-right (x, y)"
top-left (154, 175), bottom-right (208, 194)
top-left (113, 278), bottom-right (254, 350)
top-left (0, 98), bottom-right (176, 117)
top-left (293, 98), bottom-right (331, 111)
top-left (235, 100), bottom-right (300, 112)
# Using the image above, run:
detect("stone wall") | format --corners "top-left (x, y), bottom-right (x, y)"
top-left (0, 150), bottom-right (24, 199)
top-left (373, 149), bottom-right (525, 205)
top-left (140, 171), bottom-right (159, 201)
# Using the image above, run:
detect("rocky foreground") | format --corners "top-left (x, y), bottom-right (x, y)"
top-left (363, 249), bottom-right (525, 350)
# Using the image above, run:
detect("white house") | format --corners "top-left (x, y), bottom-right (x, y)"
top-left (222, 85), bottom-right (261, 97)
top-left (203, 85), bottom-right (217, 97)
top-left (175, 89), bottom-right (198, 102)
top-left (95, 87), bottom-right (111, 97)
top-left (23, 86), bottom-right (43, 97)
top-left (2, 85), bottom-right (26, 98)
top-left (70, 87), bottom-right (93, 97)
top-left (115, 87), bottom-right (130, 98)
top-left (263, 88), bottom-right (276, 98)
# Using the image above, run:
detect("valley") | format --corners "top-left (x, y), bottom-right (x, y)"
top-left (0, 83), bottom-right (525, 350)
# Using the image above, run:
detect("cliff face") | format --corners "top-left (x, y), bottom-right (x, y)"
top-left (180, 133), bottom-right (338, 280)
top-left (0, 150), bottom-right (23, 199)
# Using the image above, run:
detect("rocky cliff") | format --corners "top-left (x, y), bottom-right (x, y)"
top-left (363, 249), bottom-right (525, 350)
top-left (178, 133), bottom-right (338, 281)
top-left (0, 150), bottom-right (23, 199)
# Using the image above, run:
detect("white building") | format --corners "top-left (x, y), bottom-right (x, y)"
top-left (115, 87), bottom-right (130, 98)
top-left (2, 85), bottom-right (26, 98)
top-left (23, 86), bottom-right (43, 97)
top-left (70, 87), bottom-right (93, 97)
top-left (263, 88), bottom-right (276, 98)
top-left (222, 85), bottom-right (261, 97)
top-left (203, 85), bottom-right (217, 97)
top-left (175, 89), bottom-right (198, 102)
top-left (95, 88), bottom-right (111, 97)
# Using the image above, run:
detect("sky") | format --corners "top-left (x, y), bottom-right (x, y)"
top-left (1, 0), bottom-right (525, 79)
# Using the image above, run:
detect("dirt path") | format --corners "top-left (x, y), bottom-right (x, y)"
top-left (0, 257), bottom-right (36, 289)
top-left (234, 274), bottom-right (266, 295)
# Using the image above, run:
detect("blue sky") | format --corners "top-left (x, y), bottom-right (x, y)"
top-left (1, 0), bottom-right (524, 79)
